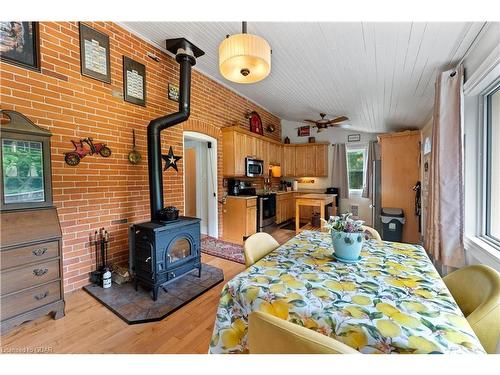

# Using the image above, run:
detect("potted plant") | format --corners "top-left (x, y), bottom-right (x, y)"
top-left (321, 213), bottom-right (365, 263)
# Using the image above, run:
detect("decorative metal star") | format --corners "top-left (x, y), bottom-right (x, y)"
top-left (162, 146), bottom-right (182, 172)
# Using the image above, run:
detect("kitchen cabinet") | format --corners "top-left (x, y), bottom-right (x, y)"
top-left (276, 193), bottom-right (296, 224)
top-left (295, 146), bottom-right (308, 177)
top-left (313, 144), bottom-right (328, 176)
top-left (222, 196), bottom-right (257, 244)
top-left (282, 145), bottom-right (296, 177)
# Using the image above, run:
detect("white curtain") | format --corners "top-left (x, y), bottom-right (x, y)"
top-left (332, 143), bottom-right (348, 199)
top-left (424, 65), bottom-right (465, 271)
top-left (362, 141), bottom-right (376, 199)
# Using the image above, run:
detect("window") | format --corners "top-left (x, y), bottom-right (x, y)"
top-left (485, 83), bottom-right (500, 245)
top-left (347, 147), bottom-right (367, 196)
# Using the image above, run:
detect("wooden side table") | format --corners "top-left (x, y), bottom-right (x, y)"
top-left (295, 194), bottom-right (337, 233)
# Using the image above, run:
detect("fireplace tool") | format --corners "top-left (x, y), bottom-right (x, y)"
top-left (90, 227), bottom-right (110, 287)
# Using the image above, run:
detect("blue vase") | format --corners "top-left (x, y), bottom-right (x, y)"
top-left (330, 230), bottom-right (364, 261)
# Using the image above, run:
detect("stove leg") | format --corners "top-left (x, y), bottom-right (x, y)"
top-left (152, 286), bottom-right (159, 301)
top-left (134, 279), bottom-right (138, 291)
top-left (198, 265), bottom-right (202, 278)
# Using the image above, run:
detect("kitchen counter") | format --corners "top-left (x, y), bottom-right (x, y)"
top-left (225, 195), bottom-right (257, 200)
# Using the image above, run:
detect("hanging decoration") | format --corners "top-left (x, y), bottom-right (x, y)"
top-left (162, 146), bottom-right (182, 172)
top-left (64, 138), bottom-right (112, 166)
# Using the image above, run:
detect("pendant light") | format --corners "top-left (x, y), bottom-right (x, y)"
top-left (219, 22), bottom-right (271, 84)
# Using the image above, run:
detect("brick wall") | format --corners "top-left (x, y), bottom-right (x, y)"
top-left (0, 22), bottom-right (281, 293)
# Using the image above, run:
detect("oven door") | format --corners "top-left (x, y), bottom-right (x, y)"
top-left (258, 194), bottom-right (277, 232)
top-left (246, 158), bottom-right (263, 177)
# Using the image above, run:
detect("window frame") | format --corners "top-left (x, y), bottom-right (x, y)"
top-left (346, 146), bottom-right (368, 198)
top-left (483, 82), bottom-right (500, 248)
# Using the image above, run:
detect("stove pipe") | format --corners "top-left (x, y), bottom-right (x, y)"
top-left (147, 38), bottom-right (204, 221)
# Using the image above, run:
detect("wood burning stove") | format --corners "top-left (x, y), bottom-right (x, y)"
top-left (129, 38), bottom-right (206, 301)
top-left (130, 217), bottom-right (201, 301)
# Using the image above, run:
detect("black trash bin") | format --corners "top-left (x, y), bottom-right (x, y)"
top-left (380, 208), bottom-right (405, 242)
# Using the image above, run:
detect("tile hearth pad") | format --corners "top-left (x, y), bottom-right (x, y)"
top-left (83, 263), bottom-right (224, 324)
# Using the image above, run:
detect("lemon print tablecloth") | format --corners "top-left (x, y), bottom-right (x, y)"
top-left (209, 231), bottom-right (485, 354)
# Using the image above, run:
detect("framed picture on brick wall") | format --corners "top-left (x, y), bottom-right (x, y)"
top-left (79, 23), bottom-right (111, 83)
top-left (0, 22), bottom-right (40, 72)
top-left (123, 56), bottom-right (146, 106)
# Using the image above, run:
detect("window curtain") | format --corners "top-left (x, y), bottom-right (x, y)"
top-left (424, 65), bottom-right (465, 272)
top-left (362, 141), bottom-right (376, 199)
top-left (332, 143), bottom-right (348, 199)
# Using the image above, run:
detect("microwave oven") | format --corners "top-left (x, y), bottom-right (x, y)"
top-left (245, 157), bottom-right (264, 177)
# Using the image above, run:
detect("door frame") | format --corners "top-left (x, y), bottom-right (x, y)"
top-left (183, 131), bottom-right (218, 238)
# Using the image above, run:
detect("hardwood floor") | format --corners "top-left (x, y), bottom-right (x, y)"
top-left (0, 254), bottom-right (245, 354)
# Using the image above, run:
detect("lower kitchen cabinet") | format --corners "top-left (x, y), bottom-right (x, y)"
top-left (222, 197), bottom-right (257, 245)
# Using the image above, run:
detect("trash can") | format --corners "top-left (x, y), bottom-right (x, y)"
top-left (380, 208), bottom-right (405, 242)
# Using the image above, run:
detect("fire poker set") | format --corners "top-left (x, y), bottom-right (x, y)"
top-left (90, 228), bottom-right (111, 288)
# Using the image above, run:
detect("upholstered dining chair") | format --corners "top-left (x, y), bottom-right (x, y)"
top-left (243, 232), bottom-right (280, 268)
top-left (248, 311), bottom-right (358, 354)
top-left (361, 225), bottom-right (382, 241)
top-left (443, 264), bottom-right (500, 353)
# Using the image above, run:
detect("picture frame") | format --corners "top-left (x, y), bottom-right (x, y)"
top-left (79, 23), bottom-right (111, 83)
top-left (0, 22), bottom-right (40, 72)
top-left (123, 56), bottom-right (146, 106)
top-left (168, 83), bottom-right (179, 102)
top-left (297, 126), bottom-right (310, 137)
top-left (348, 134), bottom-right (361, 142)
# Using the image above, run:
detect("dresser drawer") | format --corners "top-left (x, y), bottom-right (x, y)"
top-left (1, 241), bottom-right (59, 270)
top-left (1, 259), bottom-right (60, 295)
top-left (1, 281), bottom-right (61, 320)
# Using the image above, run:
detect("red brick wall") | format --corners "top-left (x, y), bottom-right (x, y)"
top-left (0, 22), bottom-right (281, 293)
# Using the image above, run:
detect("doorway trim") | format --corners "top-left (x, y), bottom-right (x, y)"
top-left (183, 131), bottom-right (218, 238)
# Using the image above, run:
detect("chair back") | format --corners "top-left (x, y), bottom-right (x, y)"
top-left (443, 264), bottom-right (500, 353)
top-left (243, 232), bottom-right (279, 268)
top-left (361, 225), bottom-right (382, 241)
top-left (248, 311), bottom-right (358, 354)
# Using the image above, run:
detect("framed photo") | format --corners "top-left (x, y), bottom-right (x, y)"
top-left (0, 22), bottom-right (40, 71)
top-left (348, 134), bottom-right (361, 142)
top-left (123, 56), bottom-right (146, 106)
top-left (298, 126), bottom-right (310, 137)
top-left (168, 83), bottom-right (179, 102)
top-left (79, 23), bottom-right (111, 83)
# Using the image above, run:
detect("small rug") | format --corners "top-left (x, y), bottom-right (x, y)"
top-left (83, 264), bottom-right (224, 324)
top-left (201, 236), bottom-right (245, 264)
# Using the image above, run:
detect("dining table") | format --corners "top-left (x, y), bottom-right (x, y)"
top-left (209, 231), bottom-right (486, 354)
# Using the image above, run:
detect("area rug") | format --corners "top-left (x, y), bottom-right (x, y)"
top-left (83, 264), bottom-right (224, 324)
top-left (201, 236), bottom-right (245, 264)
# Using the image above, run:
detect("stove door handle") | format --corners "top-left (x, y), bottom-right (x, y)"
top-left (145, 256), bottom-right (151, 263)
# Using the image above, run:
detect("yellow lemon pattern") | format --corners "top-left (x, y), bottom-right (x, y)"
top-left (209, 231), bottom-right (485, 354)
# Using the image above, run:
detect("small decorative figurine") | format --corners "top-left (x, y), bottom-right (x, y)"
top-left (64, 138), bottom-right (111, 166)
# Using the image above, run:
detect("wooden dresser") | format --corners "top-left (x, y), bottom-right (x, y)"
top-left (1, 208), bottom-right (64, 333)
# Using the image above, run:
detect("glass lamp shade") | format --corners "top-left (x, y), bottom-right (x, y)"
top-left (219, 33), bottom-right (271, 84)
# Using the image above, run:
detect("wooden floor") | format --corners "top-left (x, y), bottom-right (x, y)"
top-left (0, 254), bottom-right (245, 354)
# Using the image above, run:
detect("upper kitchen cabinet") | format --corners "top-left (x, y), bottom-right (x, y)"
top-left (222, 126), bottom-right (282, 177)
top-left (282, 143), bottom-right (329, 177)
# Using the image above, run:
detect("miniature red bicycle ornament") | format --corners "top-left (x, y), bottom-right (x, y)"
top-left (64, 138), bottom-right (112, 166)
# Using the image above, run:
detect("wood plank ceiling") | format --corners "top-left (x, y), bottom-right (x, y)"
top-left (120, 22), bottom-right (484, 132)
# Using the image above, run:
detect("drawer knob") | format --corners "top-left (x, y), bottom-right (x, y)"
top-left (32, 247), bottom-right (48, 256)
top-left (34, 291), bottom-right (49, 300)
top-left (33, 268), bottom-right (49, 277)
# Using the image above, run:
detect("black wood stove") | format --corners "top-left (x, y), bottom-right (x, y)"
top-left (129, 38), bottom-right (205, 301)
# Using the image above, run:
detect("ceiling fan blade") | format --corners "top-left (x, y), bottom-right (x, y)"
top-left (327, 116), bottom-right (349, 124)
top-left (303, 119), bottom-right (317, 124)
top-left (330, 122), bottom-right (351, 128)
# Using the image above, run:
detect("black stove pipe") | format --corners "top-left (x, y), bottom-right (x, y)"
top-left (147, 38), bottom-right (204, 221)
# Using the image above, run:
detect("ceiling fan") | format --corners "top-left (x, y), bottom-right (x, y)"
top-left (303, 113), bottom-right (350, 132)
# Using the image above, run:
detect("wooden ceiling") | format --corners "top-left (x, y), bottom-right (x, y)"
top-left (120, 22), bottom-right (484, 132)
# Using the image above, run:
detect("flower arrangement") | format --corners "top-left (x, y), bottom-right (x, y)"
top-left (321, 213), bottom-right (364, 233)
top-left (322, 213), bottom-right (365, 262)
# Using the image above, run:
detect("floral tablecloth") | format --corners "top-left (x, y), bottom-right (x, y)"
top-left (209, 231), bottom-right (485, 354)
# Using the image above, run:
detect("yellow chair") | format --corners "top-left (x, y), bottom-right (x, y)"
top-left (243, 232), bottom-right (279, 268)
top-left (443, 264), bottom-right (500, 353)
top-left (248, 311), bottom-right (358, 354)
top-left (361, 225), bottom-right (382, 241)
